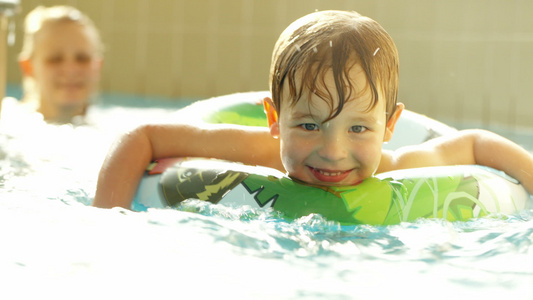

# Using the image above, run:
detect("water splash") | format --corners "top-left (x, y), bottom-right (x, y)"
top-left (0, 100), bottom-right (531, 299)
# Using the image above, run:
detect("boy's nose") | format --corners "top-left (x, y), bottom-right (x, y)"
top-left (317, 134), bottom-right (348, 162)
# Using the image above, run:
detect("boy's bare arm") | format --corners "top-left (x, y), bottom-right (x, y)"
top-left (381, 129), bottom-right (533, 194)
top-left (93, 123), bottom-right (282, 209)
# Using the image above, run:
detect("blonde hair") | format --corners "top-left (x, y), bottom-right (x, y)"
top-left (19, 5), bottom-right (103, 61)
top-left (269, 10), bottom-right (399, 121)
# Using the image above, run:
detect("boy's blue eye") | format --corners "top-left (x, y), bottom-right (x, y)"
top-left (301, 123), bottom-right (319, 131)
top-left (350, 125), bottom-right (367, 133)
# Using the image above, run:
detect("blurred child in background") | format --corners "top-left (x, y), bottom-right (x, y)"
top-left (16, 5), bottom-right (103, 124)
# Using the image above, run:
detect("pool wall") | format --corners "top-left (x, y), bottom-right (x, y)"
top-left (3, 0), bottom-right (533, 129)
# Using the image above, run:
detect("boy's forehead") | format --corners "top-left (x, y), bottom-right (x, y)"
top-left (282, 63), bottom-right (379, 107)
top-left (285, 90), bottom-right (386, 126)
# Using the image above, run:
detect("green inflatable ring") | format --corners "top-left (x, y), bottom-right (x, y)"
top-left (132, 98), bottom-right (531, 225)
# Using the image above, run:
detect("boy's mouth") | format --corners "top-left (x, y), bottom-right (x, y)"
top-left (308, 166), bottom-right (352, 183)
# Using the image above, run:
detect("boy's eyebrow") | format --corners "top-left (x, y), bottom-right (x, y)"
top-left (290, 109), bottom-right (329, 122)
top-left (351, 114), bottom-right (378, 124)
top-left (290, 111), bottom-right (316, 120)
top-left (290, 109), bottom-right (379, 124)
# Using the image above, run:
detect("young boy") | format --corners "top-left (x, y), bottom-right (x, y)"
top-left (93, 10), bottom-right (533, 209)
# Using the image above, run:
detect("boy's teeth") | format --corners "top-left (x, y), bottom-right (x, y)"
top-left (318, 169), bottom-right (342, 176)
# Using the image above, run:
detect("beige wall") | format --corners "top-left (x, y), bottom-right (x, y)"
top-left (4, 0), bottom-right (533, 128)
top-left (0, 14), bottom-right (7, 103)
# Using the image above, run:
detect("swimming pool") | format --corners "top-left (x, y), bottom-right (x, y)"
top-left (1, 89), bottom-right (532, 299)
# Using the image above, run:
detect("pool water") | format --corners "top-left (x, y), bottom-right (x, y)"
top-left (0, 93), bottom-right (532, 299)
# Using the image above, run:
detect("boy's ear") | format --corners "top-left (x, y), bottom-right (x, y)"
top-left (263, 97), bottom-right (280, 138)
top-left (384, 102), bottom-right (404, 142)
top-left (19, 59), bottom-right (34, 77)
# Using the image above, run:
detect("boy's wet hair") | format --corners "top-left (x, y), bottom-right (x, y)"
top-left (270, 10), bottom-right (399, 121)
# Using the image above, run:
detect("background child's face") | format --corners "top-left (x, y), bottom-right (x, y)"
top-left (30, 21), bottom-right (102, 110)
top-left (270, 64), bottom-right (390, 186)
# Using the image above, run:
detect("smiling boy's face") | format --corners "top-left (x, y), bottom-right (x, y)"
top-left (267, 64), bottom-right (400, 186)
